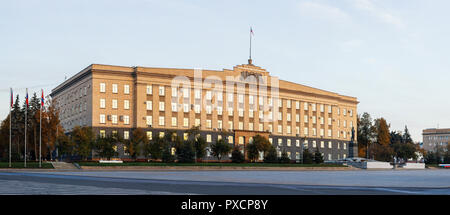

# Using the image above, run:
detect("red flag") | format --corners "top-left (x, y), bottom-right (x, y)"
top-left (25, 89), bottom-right (28, 108)
top-left (41, 89), bottom-right (44, 108)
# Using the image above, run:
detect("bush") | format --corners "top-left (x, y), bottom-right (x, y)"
top-left (162, 147), bottom-right (175, 163)
top-left (279, 150), bottom-right (291, 163)
top-left (231, 147), bottom-right (244, 163)
top-left (264, 146), bottom-right (278, 163)
top-left (302, 149), bottom-right (314, 164)
top-left (176, 141), bottom-right (195, 163)
top-left (313, 148), bottom-right (324, 164)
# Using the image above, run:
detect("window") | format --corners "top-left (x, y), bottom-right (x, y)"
top-left (228, 136), bottom-right (233, 144)
top-left (228, 93), bottom-right (233, 102)
top-left (146, 85), bottom-right (152, 94)
top-left (124, 115), bottom-right (129, 125)
top-left (239, 122), bottom-right (244, 130)
top-left (296, 126), bottom-right (300, 135)
top-left (249, 95), bottom-right (254, 105)
top-left (278, 112), bottom-right (282, 121)
top-left (296, 140), bottom-right (300, 147)
top-left (259, 123), bottom-right (263, 131)
top-left (312, 128), bottom-right (317, 136)
top-left (159, 116), bottom-right (165, 126)
top-left (328, 105), bottom-right (332, 114)
top-left (320, 104), bottom-right (324, 112)
top-left (159, 102), bottom-right (165, 111)
top-left (328, 118), bottom-right (332, 125)
top-left (238, 109), bottom-right (244, 117)
top-left (312, 141), bottom-right (317, 148)
top-left (206, 120), bottom-right (212, 128)
top-left (146, 101), bottom-right (152, 110)
top-left (100, 83), bottom-right (106, 93)
top-left (195, 118), bottom-right (200, 126)
top-left (100, 99), bottom-right (105, 109)
top-left (159, 86), bottom-right (165, 96)
top-left (287, 113), bottom-right (291, 121)
top-left (124, 131), bottom-right (129, 140)
top-left (287, 100), bottom-right (291, 108)
top-left (100, 114), bottom-right (105, 124)
top-left (343, 108), bottom-right (347, 116)
top-left (111, 115), bottom-right (118, 124)
top-left (100, 130), bottom-right (106, 138)
top-left (248, 122), bottom-right (254, 131)
top-left (320, 141), bottom-right (324, 148)
top-left (304, 115), bottom-right (308, 123)
top-left (287, 126), bottom-right (291, 134)
top-left (206, 134), bottom-right (212, 143)
top-left (296, 101), bottom-right (300, 109)
top-left (218, 120), bottom-right (223, 129)
top-left (206, 105), bottom-right (212, 114)
top-left (259, 96), bottom-right (264, 106)
top-left (217, 106), bottom-right (223, 115)
top-left (146, 131), bottom-right (152, 140)
top-left (146, 116), bottom-right (152, 126)
top-left (287, 139), bottom-right (291, 146)
top-left (206, 91), bottom-right (212, 100)
top-left (171, 117), bottom-right (177, 126)
top-left (320, 128), bottom-right (324, 136)
top-left (195, 89), bottom-right (201, 99)
top-left (171, 103), bottom-right (178, 112)
top-left (124, 85), bottom-right (130, 94)
top-left (112, 99), bottom-right (118, 109)
top-left (112, 84), bottom-right (118, 94)
top-left (304, 127), bottom-right (308, 136)
top-left (278, 125), bottom-right (282, 133)
top-left (217, 92), bottom-right (223, 101)
top-left (183, 118), bottom-right (189, 127)
top-left (183, 133), bottom-right (188, 140)
top-left (183, 104), bottom-right (189, 113)
top-left (278, 99), bottom-right (283, 107)
top-left (183, 88), bottom-right (189, 98)
top-left (296, 114), bottom-right (300, 122)
top-left (228, 121), bottom-right (233, 130)
top-left (238, 94), bottom-right (244, 103)
top-left (124, 100), bottom-right (130, 110)
top-left (312, 104), bottom-right (316, 111)
top-left (328, 141), bottom-right (332, 149)
top-left (228, 107), bottom-right (233, 116)
top-left (328, 154), bottom-right (332, 161)
top-left (320, 117), bottom-right (324, 125)
top-left (278, 138), bottom-right (283, 146)
top-left (328, 129), bottom-right (332, 137)
top-left (194, 104), bottom-right (200, 113)
top-left (312, 116), bottom-right (316, 124)
top-left (304, 102), bottom-right (308, 110)
top-left (172, 87), bottom-right (177, 97)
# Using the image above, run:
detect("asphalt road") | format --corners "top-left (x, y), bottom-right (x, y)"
top-left (0, 170), bottom-right (449, 195)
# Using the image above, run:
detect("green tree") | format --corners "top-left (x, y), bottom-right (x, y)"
top-left (313, 147), bottom-right (324, 164)
top-left (210, 138), bottom-right (232, 162)
top-left (148, 135), bottom-right (165, 160)
top-left (279, 150), bottom-right (291, 163)
top-left (129, 128), bottom-right (147, 158)
top-left (176, 139), bottom-right (195, 163)
top-left (302, 148), bottom-right (314, 164)
top-left (231, 147), bottom-right (245, 163)
top-left (194, 136), bottom-right (207, 161)
top-left (94, 135), bottom-right (118, 160)
top-left (357, 112), bottom-right (375, 158)
top-left (263, 146), bottom-right (278, 163)
top-left (246, 141), bottom-right (259, 162)
top-left (71, 126), bottom-right (94, 160)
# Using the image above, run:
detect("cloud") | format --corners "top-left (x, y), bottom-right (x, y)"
top-left (297, 1), bottom-right (351, 23)
top-left (339, 39), bottom-right (364, 52)
top-left (352, 0), bottom-right (405, 28)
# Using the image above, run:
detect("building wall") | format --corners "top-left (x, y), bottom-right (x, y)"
top-left (423, 128), bottom-right (450, 152)
top-left (51, 63), bottom-right (359, 160)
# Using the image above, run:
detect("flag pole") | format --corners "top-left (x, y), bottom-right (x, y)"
top-left (39, 89), bottom-right (42, 168)
top-left (9, 88), bottom-right (12, 168)
top-left (249, 27), bottom-right (252, 62)
top-left (25, 88), bottom-right (27, 168)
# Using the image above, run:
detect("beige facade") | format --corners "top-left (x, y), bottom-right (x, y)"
top-left (51, 61), bottom-right (359, 160)
top-left (423, 128), bottom-right (450, 152)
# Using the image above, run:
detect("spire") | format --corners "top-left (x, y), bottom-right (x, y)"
top-left (249, 27), bottom-right (254, 65)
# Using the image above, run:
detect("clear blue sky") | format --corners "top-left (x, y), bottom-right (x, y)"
top-left (1, 0), bottom-right (449, 142)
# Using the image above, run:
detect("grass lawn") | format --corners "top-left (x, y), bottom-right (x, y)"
top-left (0, 162), bottom-right (54, 169)
top-left (77, 162), bottom-right (346, 168)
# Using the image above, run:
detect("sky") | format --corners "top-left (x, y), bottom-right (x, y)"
top-left (1, 0), bottom-right (449, 142)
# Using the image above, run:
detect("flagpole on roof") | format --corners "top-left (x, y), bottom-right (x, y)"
top-left (249, 27), bottom-right (252, 64)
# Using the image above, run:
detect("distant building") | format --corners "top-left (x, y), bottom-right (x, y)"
top-left (422, 128), bottom-right (450, 152)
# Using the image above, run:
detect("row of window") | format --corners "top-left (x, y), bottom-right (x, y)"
top-left (98, 83), bottom-right (355, 117)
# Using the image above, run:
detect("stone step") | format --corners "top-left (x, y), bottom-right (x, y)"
top-left (49, 162), bottom-right (79, 170)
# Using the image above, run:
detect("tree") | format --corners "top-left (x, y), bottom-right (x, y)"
top-left (176, 140), bottom-right (195, 163)
top-left (279, 150), bottom-right (290, 163)
top-left (246, 141), bottom-right (259, 162)
top-left (57, 133), bottom-right (75, 160)
top-left (210, 139), bottom-right (232, 162)
top-left (231, 147), bottom-right (244, 163)
top-left (94, 135), bottom-right (118, 160)
top-left (372, 118), bottom-right (393, 161)
top-left (253, 135), bottom-right (271, 157)
top-left (129, 128), bottom-right (147, 158)
top-left (302, 148), bottom-right (314, 164)
top-left (71, 126), bottom-right (94, 160)
top-left (263, 146), bottom-right (278, 163)
top-left (148, 135), bottom-right (165, 160)
top-left (194, 136), bottom-right (207, 161)
top-left (313, 147), bottom-right (324, 164)
top-left (357, 112), bottom-right (375, 158)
